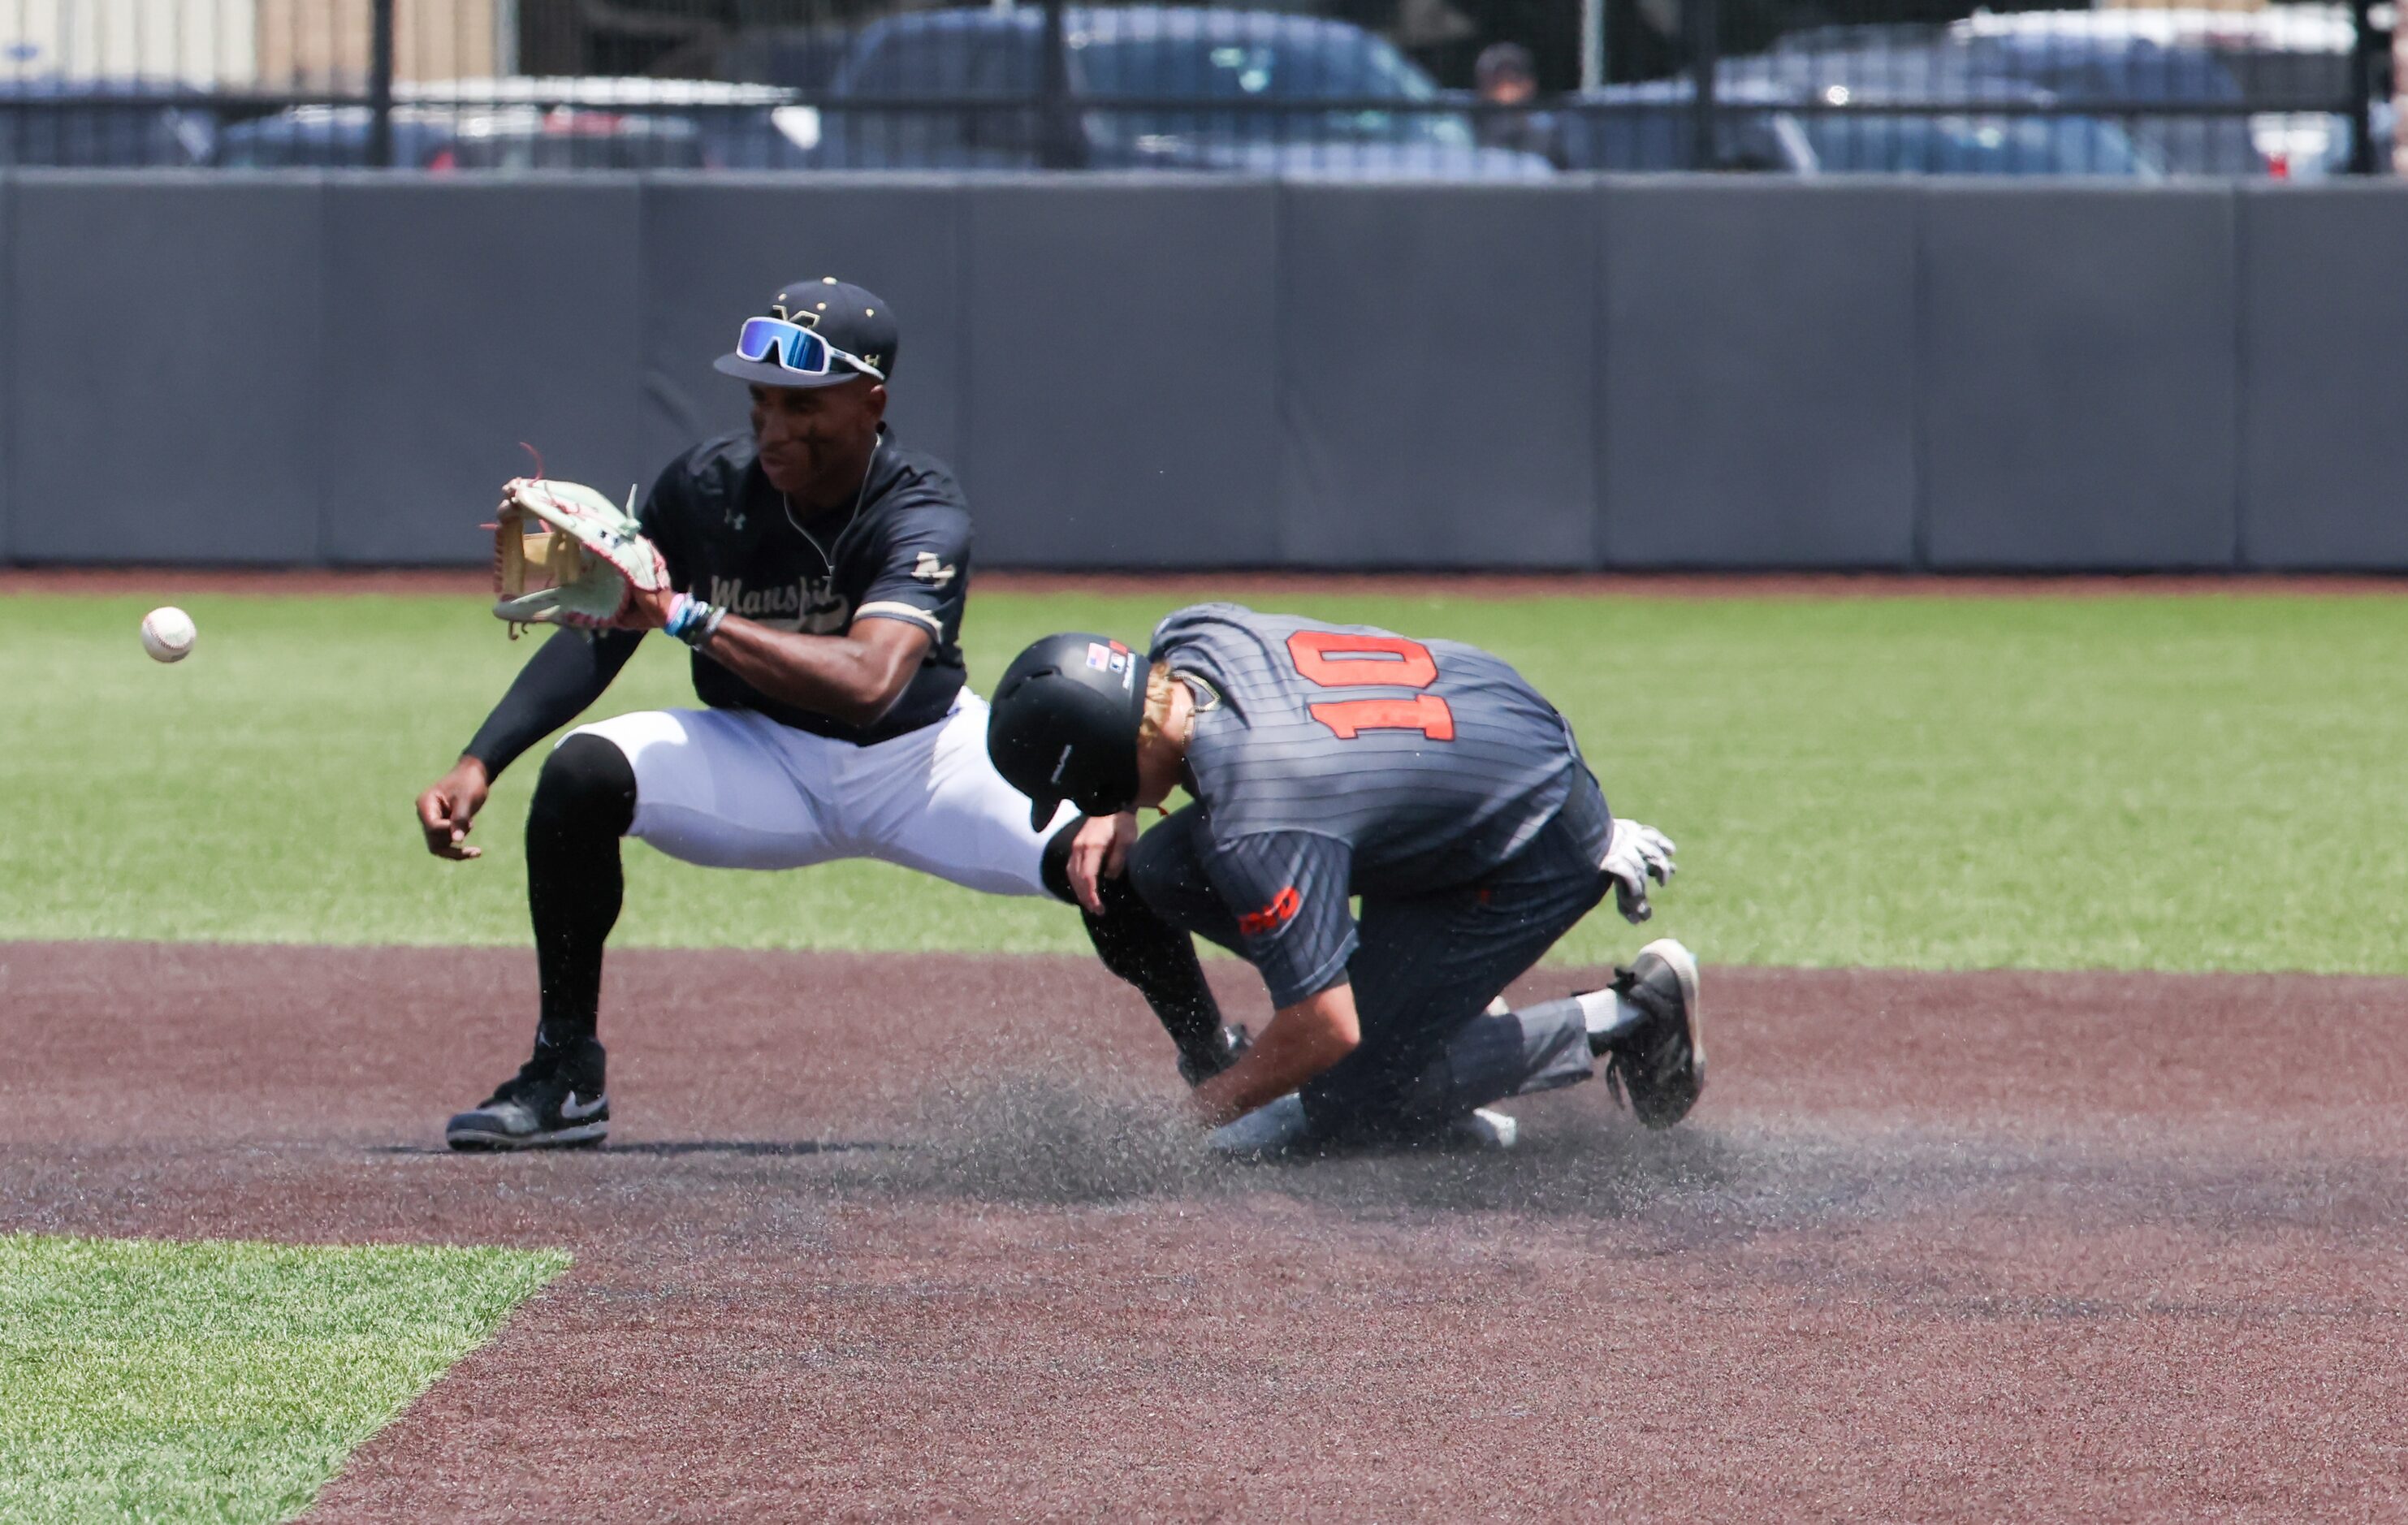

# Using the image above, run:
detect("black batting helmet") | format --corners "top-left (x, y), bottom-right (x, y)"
top-left (988, 633), bottom-right (1149, 830)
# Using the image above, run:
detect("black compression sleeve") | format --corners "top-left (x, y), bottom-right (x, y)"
top-left (462, 627), bottom-right (646, 778)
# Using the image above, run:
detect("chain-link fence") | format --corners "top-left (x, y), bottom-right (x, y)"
top-left (1, 0), bottom-right (2393, 175)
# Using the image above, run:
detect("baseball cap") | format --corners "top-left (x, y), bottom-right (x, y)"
top-left (1476, 41), bottom-right (1537, 87)
top-left (713, 276), bottom-right (899, 390)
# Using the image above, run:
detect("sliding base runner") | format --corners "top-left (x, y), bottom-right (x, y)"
top-left (986, 602), bottom-right (1704, 1156)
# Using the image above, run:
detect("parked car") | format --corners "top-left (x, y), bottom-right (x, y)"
top-left (655, 24), bottom-right (857, 93)
top-left (627, 24), bottom-right (856, 162)
top-left (214, 79), bottom-right (798, 170)
top-left (0, 76), bottom-right (218, 166)
top-left (1755, 37), bottom-right (2259, 176)
top-left (1770, 11), bottom-right (2355, 175)
top-left (1559, 72), bottom-right (2159, 177)
top-left (1950, 8), bottom-right (2367, 177)
top-left (800, 7), bottom-right (1553, 177)
top-left (215, 103), bottom-right (707, 169)
top-left (2292, 97), bottom-right (2394, 176)
top-left (1950, 4), bottom-right (2355, 104)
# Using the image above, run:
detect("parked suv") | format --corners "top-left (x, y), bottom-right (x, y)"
top-left (1559, 73), bottom-right (2159, 177)
top-left (1767, 23), bottom-right (2275, 175)
top-left (801, 7), bottom-right (1553, 177)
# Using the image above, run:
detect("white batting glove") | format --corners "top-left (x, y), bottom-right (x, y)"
top-left (1602, 819), bottom-right (1676, 924)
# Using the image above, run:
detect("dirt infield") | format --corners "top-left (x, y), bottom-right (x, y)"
top-left (5, 565), bottom-right (2404, 601)
top-left (4, 944), bottom-right (2405, 1521)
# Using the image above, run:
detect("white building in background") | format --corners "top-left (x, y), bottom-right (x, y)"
top-left (2, 0), bottom-right (514, 86)
top-left (2, 0), bottom-right (256, 82)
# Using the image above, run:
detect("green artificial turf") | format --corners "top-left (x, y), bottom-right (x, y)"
top-left (0, 587), bottom-right (2399, 971)
top-left (0, 1233), bottom-right (567, 1523)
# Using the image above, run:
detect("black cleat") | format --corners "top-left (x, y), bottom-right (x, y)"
top-left (1177, 1023), bottom-right (1253, 1088)
top-left (1597, 939), bottom-right (1705, 1130)
top-left (445, 1036), bottom-right (611, 1151)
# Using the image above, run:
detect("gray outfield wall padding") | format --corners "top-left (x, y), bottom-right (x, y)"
top-left (1918, 184), bottom-right (2241, 571)
top-left (8, 173), bottom-right (326, 563)
top-left (965, 178), bottom-right (1280, 567)
top-left (1599, 181), bottom-right (1919, 568)
top-left (3, 173), bottom-right (2407, 572)
top-left (1278, 183), bottom-right (1598, 568)
top-left (639, 176), bottom-right (970, 483)
top-left (319, 177), bottom-right (646, 564)
top-left (2237, 186), bottom-right (2408, 569)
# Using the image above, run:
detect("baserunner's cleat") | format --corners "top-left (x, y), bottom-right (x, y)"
top-left (1597, 938), bottom-right (1704, 1130)
top-left (446, 1036), bottom-right (611, 1151)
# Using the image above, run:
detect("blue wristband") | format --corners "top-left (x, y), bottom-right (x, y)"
top-left (664, 594), bottom-right (720, 646)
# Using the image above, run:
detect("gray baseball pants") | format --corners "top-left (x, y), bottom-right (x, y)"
top-left (1130, 771), bottom-right (1615, 1143)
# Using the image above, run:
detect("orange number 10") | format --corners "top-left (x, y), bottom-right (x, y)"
top-left (1286, 630), bottom-right (1456, 744)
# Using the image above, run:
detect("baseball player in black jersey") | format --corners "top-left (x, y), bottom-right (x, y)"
top-left (415, 279), bottom-right (1243, 1150)
top-left (987, 603), bottom-right (1701, 1154)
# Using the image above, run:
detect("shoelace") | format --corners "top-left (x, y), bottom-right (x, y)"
top-left (1603, 1061), bottom-right (1632, 1112)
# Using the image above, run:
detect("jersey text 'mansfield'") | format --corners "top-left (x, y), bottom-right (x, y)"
top-left (642, 428), bottom-right (971, 744)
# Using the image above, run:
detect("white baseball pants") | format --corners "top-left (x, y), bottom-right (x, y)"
top-left (563, 693), bottom-right (1076, 896)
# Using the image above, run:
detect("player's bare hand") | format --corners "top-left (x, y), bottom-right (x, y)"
top-left (615, 581), bottom-right (677, 631)
top-left (1066, 811), bottom-right (1139, 914)
top-left (1602, 818), bottom-right (1675, 923)
top-left (417, 756), bottom-right (492, 861)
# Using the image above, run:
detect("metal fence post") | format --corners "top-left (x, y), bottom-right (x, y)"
top-left (493, 0), bottom-right (521, 76)
top-left (1684, 0), bottom-right (1718, 170)
top-left (1036, 0), bottom-right (1081, 169)
top-left (368, 0), bottom-right (398, 170)
top-left (2347, 0), bottom-right (2377, 174)
top-left (1581, 0), bottom-right (1606, 92)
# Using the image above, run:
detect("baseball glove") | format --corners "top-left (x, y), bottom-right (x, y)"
top-left (491, 477), bottom-right (670, 630)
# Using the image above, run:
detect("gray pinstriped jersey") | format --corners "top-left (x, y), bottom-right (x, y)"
top-left (1147, 605), bottom-right (1597, 1001)
top-left (1152, 603), bottom-right (1589, 889)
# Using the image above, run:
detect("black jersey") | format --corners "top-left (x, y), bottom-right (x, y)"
top-left (1148, 603), bottom-right (1602, 1005)
top-left (640, 427), bottom-right (972, 744)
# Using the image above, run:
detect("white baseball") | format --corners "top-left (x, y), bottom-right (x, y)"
top-left (140, 606), bottom-right (197, 663)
